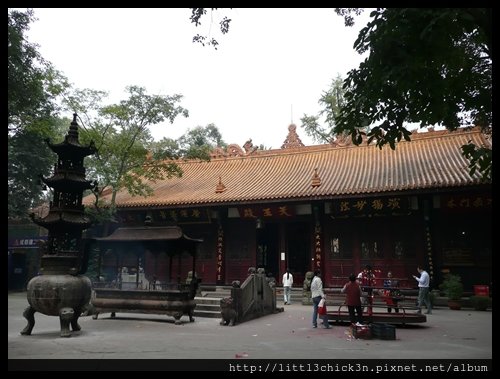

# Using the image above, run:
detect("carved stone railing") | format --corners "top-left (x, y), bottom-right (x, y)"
top-left (230, 267), bottom-right (280, 324)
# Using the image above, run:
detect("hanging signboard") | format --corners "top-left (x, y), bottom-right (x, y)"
top-left (441, 194), bottom-right (492, 212)
top-left (118, 208), bottom-right (211, 224)
top-left (8, 236), bottom-right (47, 249)
top-left (442, 247), bottom-right (474, 266)
top-left (330, 196), bottom-right (410, 217)
top-left (237, 205), bottom-right (295, 219)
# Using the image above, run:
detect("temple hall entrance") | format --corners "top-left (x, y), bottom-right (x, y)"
top-left (256, 222), bottom-right (279, 283)
top-left (286, 222), bottom-right (310, 287)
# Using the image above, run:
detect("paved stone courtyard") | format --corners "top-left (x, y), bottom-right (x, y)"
top-left (8, 291), bottom-right (491, 362)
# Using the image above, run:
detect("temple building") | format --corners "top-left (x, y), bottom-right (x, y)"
top-left (84, 125), bottom-right (491, 291)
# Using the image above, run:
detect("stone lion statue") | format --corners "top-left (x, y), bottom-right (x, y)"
top-left (220, 297), bottom-right (237, 326)
top-left (303, 271), bottom-right (314, 291)
top-left (231, 280), bottom-right (241, 288)
top-left (302, 271), bottom-right (315, 305)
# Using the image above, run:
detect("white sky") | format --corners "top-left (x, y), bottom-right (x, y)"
top-left (26, 8), bottom-right (372, 149)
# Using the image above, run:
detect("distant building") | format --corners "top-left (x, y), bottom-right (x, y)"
top-left (8, 204), bottom-right (49, 290)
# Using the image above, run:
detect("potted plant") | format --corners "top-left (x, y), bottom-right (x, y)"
top-left (469, 296), bottom-right (491, 311)
top-left (439, 273), bottom-right (464, 310)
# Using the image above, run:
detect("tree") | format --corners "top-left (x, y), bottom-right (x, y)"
top-left (300, 74), bottom-right (348, 144)
top-left (8, 117), bottom-right (69, 219)
top-left (8, 9), bottom-right (70, 219)
top-left (178, 123), bottom-right (227, 156)
top-left (190, 8), bottom-right (232, 50)
top-left (150, 124), bottom-right (227, 163)
top-left (63, 85), bottom-right (230, 232)
top-left (8, 9), bottom-right (68, 134)
top-left (65, 86), bottom-right (190, 224)
top-left (333, 8), bottom-right (492, 180)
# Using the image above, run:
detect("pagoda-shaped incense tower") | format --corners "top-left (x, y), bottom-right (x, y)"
top-left (21, 114), bottom-right (97, 338)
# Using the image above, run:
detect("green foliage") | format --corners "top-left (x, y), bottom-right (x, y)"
top-left (461, 141), bottom-right (492, 181)
top-left (469, 295), bottom-right (491, 311)
top-left (66, 85), bottom-right (190, 225)
top-left (8, 9), bottom-right (68, 132)
top-left (150, 124), bottom-right (227, 162)
top-left (177, 124), bottom-right (227, 159)
top-left (301, 74), bottom-right (350, 144)
top-left (439, 274), bottom-right (464, 300)
top-left (85, 247), bottom-right (101, 281)
top-left (333, 8), bottom-right (491, 181)
top-left (9, 8), bottom-right (46, 133)
top-left (190, 8), bottom-right (232, 50)
top-left (8, 117), bottom-right (69, 219)
top-left (66, 86), bottom-right (226, 228)
top-left (334, 8), bottom-right (364, 27)
top-left (8, 9), bottom-right (70, 219)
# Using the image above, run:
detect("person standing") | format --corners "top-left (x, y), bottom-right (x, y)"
top-left (357, 265), bottom-right (376, 315)
top-left (282, 268), bottom-right (293, 305)
top-left (341, 273), bottom-right (363, 325)
top-left (383, 271), bottom-right (399, 313)
top-left (413, 266), bottom-right (432, 314)
top-left (311, 270), bottom-right (330, 329)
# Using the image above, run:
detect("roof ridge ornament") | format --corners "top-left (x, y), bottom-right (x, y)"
top-left (281, 124), bottom-right (305, 149)
top-left (215, 176), bottom-right (227, 193)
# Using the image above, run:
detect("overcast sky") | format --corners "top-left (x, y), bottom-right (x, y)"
top-left (26, 8), bottom-right (371, 149)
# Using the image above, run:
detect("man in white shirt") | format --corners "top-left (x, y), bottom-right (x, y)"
top-left (282, 268), bottom-right (293, 305)
top-left (413, 266), bottom-right (432, 314)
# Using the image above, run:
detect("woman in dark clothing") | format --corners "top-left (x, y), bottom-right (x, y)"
top-left (342, 273), bottom-right (363, 325)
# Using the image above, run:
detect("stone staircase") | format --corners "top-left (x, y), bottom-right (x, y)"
top-left (275, 287), bottom-right (304, 304)
top-left (194, 286), bottom-right (444, 318)
top-left (193, 286), bottom-right (232, 319)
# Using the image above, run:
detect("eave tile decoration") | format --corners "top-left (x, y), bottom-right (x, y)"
top-left (311, 168), bottom-right (321, 188)
top-left (215, 176), bottom-right (227, 193)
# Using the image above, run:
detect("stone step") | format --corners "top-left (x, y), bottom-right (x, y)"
top-left (194, 296), bottom-right (221, 318)
top-left (200, 291), bottom-right (231, 299)
top-left (195, 297), bottom-right (223, 305)
top-left (193, 309), bottom-right (221, 319)
top-left (195, 303), bottom-right (221, 312)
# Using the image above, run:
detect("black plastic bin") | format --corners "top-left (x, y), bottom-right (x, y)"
top-left (371, 323), bottom-right (396, 340)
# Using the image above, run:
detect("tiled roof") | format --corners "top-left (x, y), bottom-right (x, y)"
top-left (85, 128), bottom-right (491, 209)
